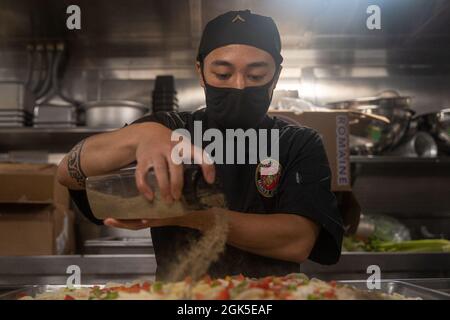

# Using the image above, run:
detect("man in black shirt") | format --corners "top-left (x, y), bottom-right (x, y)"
top-left (57, 10), bottom-right (344, 280)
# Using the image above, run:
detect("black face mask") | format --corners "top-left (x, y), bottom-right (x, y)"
top-left (203, 71), bottom-right (277, 129)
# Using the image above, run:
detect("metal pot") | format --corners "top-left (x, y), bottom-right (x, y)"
top-left (85, 100), bottom-right (149, 128)
top-left (326, 93), bottom-right (414, 154)
top-left (387, 131), bottom-right (438, 158)
top-left (326, 92), bottom-right (411, 110)
top-left (421, 108), bottom-right (450, 154)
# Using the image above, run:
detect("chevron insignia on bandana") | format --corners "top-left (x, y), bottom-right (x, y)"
top-left (232, 14), bottom-right (246, 23)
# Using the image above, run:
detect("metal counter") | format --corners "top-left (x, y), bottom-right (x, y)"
top-left (0, 252), bottom-right (449, 286)
top-left (0, 255), bottom-right (157, 286)
top-left (301, 252), bottom-right (450, 280)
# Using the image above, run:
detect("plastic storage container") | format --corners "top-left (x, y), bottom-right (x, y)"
top-left (85, 165), bottom-right (225, 220)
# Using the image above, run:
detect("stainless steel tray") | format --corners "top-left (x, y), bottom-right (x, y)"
top-left (0, 286), bottom-right (23, 296)
top-left (34, 104), bottom-right (77, 123)
top-left (0, 285), bottom-right (104, 300)
top-left (402, 278), bottom-right (450, 295)
top-left (1, 280), bottom-right (449, 300)
top-left (339, 280), bottom-right (450, 300)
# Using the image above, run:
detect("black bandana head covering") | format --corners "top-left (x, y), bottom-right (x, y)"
top-left (197, 10), bottom-right (283, 66)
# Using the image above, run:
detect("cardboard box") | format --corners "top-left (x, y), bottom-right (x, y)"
top-left (0, 163), bottom-right (75, 255)
top-left (0, 163), bottom-right (69, 207)
top-left (269, 110), bottom-right (351, 192)
top-left (0, 204), bottom-right (75, 255)
top-left (269, 111), bottom-right (360, 234)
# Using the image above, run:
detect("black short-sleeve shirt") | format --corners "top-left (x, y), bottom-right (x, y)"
top-left (70, 110), bottom-right (344, 280)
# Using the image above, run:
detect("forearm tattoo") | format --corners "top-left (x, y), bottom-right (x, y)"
top-left (67, 139), bottom-right (87, 187)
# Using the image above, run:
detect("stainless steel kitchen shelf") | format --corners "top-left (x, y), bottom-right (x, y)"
top-left (3, 129), bottom-right (450, 161)
top-left (84, 237), bottom-right (154, 255)
top-left (350, 155), bottom-right (450, 164)
top-left (0, 127), bottom-right (113, 152)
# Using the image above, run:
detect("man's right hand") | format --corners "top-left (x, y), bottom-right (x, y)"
top-left (134, 122), bottom-right (215, 204)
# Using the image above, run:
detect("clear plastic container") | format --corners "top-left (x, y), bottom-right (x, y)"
top-left (85, 165), bottom-right (225, 220)
top-left (86, 167), bottom-right (186, 220)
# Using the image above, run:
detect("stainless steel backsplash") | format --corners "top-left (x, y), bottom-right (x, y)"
top-left (1, 0), bottom-right (450, 112)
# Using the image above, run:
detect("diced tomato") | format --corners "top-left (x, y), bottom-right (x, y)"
top-left (141, 282), bottom-right (151, 291)
top-left (126, 284), bottom-right (141, 293)
top-left (256, 277), bottom-right (272, 289)
top-left (64, 295), bottom-right (75, 300)
top-left (323, 289), bottom-right (336, 299)
top-left (131, 284), bottom-right (141, 293)
top-left (329, 280), bottom-right (337, 288)
top-left (16, 292), bottom-right (28, 299)
top-left (216, 289), bottom-right (230, 300)
top-left (253, 282), bottom-right (270, 290)
top-left (227, 281), bottom-right (234, 289)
